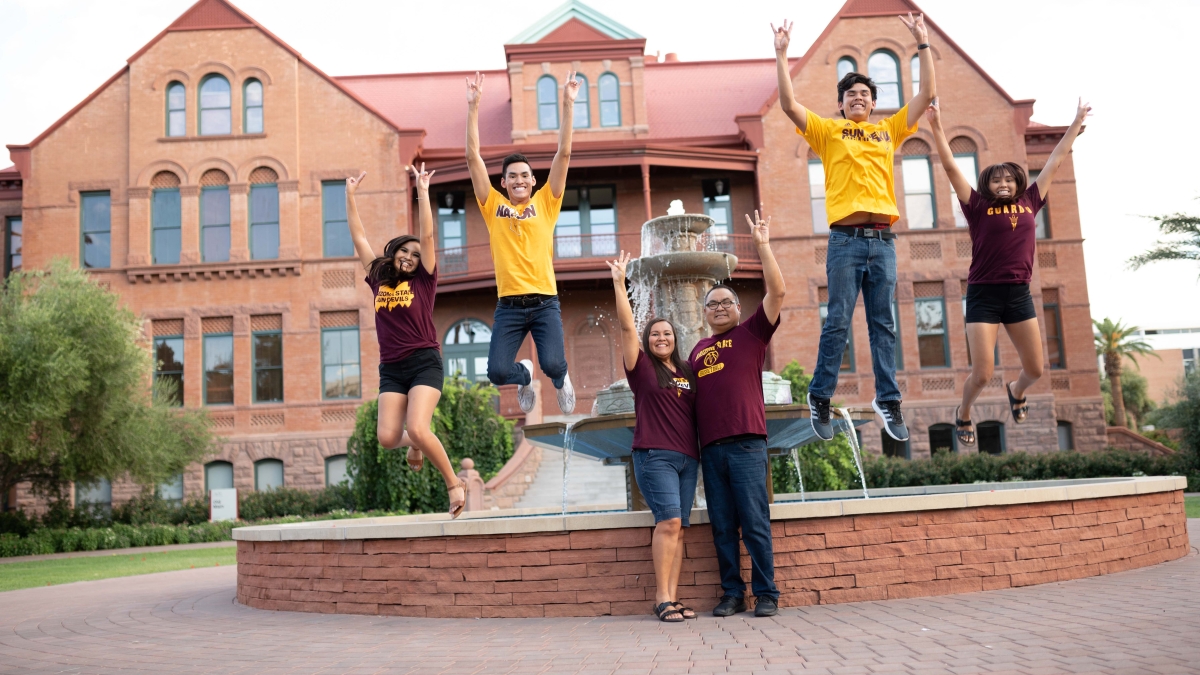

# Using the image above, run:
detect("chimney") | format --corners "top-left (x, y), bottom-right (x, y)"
top-left (663, 52), bottom-right (679, 62)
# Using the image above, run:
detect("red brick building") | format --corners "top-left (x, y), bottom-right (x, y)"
top-left (2, 0), bottom-right (1104, 509)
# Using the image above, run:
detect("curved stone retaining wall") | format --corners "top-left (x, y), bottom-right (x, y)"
top-left (236, 479), bottom-right (1189, 617)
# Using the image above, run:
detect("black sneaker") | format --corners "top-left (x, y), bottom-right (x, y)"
top-left (754, 596), bottom-right (779, 617)
top-left (808, 392), bottom-right (834, 441)
top-left (712, 595), bottom-right (747, 617)
top-left (873, 398), bottom-right (910, 441)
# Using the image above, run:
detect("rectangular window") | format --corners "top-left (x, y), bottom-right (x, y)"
top-left (808, 160), bottom-right (829, 234)
top-left (253, 330), bottom-right (283, 403)
top-left (892, 299), bottom-right (903, 371)
top-left (915, 294), bottom-right (949, 368)
top-left (203, 334), bottom-right (234, 405)
top-left (1030, 169), bottom-right (1050, 239)
top-left (249, 183), bottom-right (280, 260)
top-left (322, 181), bottom-right (352, 257)
top-left (81, 191), bottom-right (111, 269)
top-left (1057, 421), bottom-right (1074, 450)
top-left (819, 299), bottom-right (854, 372)
top-left (555, 186), bottom-right (616, 259)
top-left (154, 335), bottom-right (184, 406)
top-left (322, 327), bottom-right (362, 399)
top-left (1043, 294), bottom-right (1065, 370)
top-left (702, 178), bottom-right (734, 251)
top-left (436, 191), bottom-right (467, 274)
top-left (4, 216), bottom-right (20, 276)
top-left (152, 188), bottom-right (182, 265)
top-left (951, 154), bottom-right (978, 228)
top-left (1183, 348), bottom-right (1197, 375)
top-left (201, 186), bottom-right (231, 262)
top-left (902, 157), bottom-right (935, 229)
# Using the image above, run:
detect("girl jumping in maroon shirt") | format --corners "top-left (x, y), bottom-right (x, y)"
top-left (607, 251), bottom-right (699, 623)
top-left (927, 99), bottom-right (1090, 446)
top-left (347, 165), bottom-right (464, 518)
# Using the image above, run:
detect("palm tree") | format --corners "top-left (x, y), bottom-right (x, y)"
top-left (1127, 213), bottom-right (1200, 272)
top-left (1093, 318), bottom-right (1158, 429)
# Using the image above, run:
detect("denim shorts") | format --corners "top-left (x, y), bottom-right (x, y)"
top-left (631, 449), bottom-right (700, 526)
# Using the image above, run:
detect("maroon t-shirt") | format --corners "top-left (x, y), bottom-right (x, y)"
top-left (625, 351), bottom-right (698, 459)
top-left (688, 304), bottom-right (780, 448)
top-left (366, 264), bottom-right (440, 363)
top-left (961, 183), bottom-right (1046, 285)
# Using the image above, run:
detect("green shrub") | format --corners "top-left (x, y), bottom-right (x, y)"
top-left (238, 485), bottom-right (355, 521)
top-left (348, 378), bottom-right (515, 513)
top-left (772, 362), bottom-right (865, 494)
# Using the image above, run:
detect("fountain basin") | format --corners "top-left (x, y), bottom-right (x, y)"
top-left (626, 251), bottom-right (738, 282)
top-left (234, 476), bottom-right (1189, 617)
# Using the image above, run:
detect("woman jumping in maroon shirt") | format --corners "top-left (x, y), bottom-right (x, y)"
top-left (927, 99), bottom-right (1090, 446)
top-left (608, 251), bottom-right (699, 623)
top-left (347, 165), bottom-right (464, 518)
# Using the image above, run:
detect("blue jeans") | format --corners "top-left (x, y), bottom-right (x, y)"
top-left (700, 437), bottom-right (778, 600)
top-left (632, 449), bottom-right (700, 526)
top-left (487, 296), bottom-right (568, 389)
top-left (809, 231), bottom-right (901, 402)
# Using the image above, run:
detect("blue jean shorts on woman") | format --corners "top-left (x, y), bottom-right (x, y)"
top-left (631, 449), bottom-right (700, 526)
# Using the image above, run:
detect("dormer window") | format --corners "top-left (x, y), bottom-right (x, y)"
top-left (598, 73), bottom-right (620, 127)
top-left (537, 75), bottom-right (558, 130)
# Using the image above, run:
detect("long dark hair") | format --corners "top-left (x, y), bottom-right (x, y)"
top-left (366, 235), bottom-right (420, 287)
top-left (978, 162), bottom-right (1027, 205)
top-left (641, 318), bottom-right (695, 389)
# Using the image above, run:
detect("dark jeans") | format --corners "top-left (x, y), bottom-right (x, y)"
top-left (487, 295), bottom-right (568, 389)
top-left (809, 231), bottom-right (901, 402)
top-left (700, 437), bottom-right (778, 600)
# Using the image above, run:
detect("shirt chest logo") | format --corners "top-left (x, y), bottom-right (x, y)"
top-left (376, 281), bottom-right (414, 311)
top-left (840, 126), bottom-right (892, 144)
top-left (695, 340), bottom-right (732, 378)
top-left (495, 203), bottom-right (537, 220)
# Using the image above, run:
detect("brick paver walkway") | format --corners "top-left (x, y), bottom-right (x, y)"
top-left (2, 523), bottom-right (1197, 675)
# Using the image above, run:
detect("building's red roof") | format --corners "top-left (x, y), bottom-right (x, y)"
top-left (643, 59), bottom-right (789, 141)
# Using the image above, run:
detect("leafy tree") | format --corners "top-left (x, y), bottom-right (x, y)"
top-left (0, 261), bottom-right (213, 502)
top-left (1146, 370), bottom-right (1200, 486)
top-left (1099, 370), bottom-right (1155, 428)
top-left (1093, 318), bottom-right (1157, 430)
top-left (1127, 212), bottom-right (1200, 274)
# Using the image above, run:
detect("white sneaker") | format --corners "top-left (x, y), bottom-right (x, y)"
top-left (557, 372), bottom-right (576, 415)
top-left (516, 359), bottom-right (536, 413)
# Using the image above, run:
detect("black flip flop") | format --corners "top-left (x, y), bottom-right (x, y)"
top-left (1006, 382), bottom-right (1029, 424)
top-left (955, 406), bottom-right (976, 446)
top-left (654, 601), bottom-right (684, 622)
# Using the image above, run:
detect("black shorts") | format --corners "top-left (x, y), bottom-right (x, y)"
top-left (379, 348), bottom-right (444, 395)
top-left (965, 283), bottom-right (1037, 325)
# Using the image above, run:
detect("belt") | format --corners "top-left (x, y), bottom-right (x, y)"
top-left (830, 225), bottom-right (896, 240)
top-left (498, 293), bottom-right (556, 308)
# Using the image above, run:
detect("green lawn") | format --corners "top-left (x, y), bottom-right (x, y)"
top-left (0, 546), bottom-right (236, 592)
top-left (1187, 496), bottom-right (1200, 519)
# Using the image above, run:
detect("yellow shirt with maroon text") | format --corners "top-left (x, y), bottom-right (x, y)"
top-left (477, 187), bottom-right (563, 297)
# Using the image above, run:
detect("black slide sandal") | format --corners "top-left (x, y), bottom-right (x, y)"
top-left (654, 601), bottom-right (684, 622)
top-left (955, 406), bottom-right (976, 446)
top-left (1006, 382), bottom-right (1029, 424)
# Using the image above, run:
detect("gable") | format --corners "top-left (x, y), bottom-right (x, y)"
top-left (167, 0), bottom-right (252, 30)
top-left (539, 17), bottom-right (614, 43)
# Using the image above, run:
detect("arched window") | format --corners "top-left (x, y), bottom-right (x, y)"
top-left (166, 81), bottom-right (186, 137)
top-left (901, 138), bottom-right (935, 229)
top-left (537, 75), bottom-right (558, 130)
top-left (598, 73), bottom-right (620, 127)
top-left (204, 460), bottom-right (234, 493)
top-left (254, 458), bottom-right (284, 491)
top-left (200, 169), bottom-right (231, 262)
top-left (881, 430), bottom-right (909, 459)
top-left (910, 54), bottom-right (921, 94)
top-left (977, 421), bottom-right (1005, 455)
top-left (867, 50), bottom-right (901, 109)
top-left (199, 74), bottom-right (231, 135)
top-left (949, 136), bottom-right (979, 228)
top-left (444, 319), bottom-right (492, 382)
top-left (249, 167), bottom-right (279, 260)
top-left (325, 454), bottom-right (350, 486)
top-left (1057, 421), bottom-right (1074, 450)
top-left (928, 423), bottom-right (956, 455)
top-left (244, 78), bottom-right (264, 134)
top-left (836, 57), bottom-right (857, 80)
top-left (572, 75), bottom-right (590, 128)
top-left (151, 171), bottom-right (182, 265)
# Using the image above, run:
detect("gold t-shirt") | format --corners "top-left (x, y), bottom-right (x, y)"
top-left (477, 186), bottom-right (563, 297)
top-left (799, 106), bottom-right (917, 226)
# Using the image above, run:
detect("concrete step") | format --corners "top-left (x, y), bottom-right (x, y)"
top-left (515, 447), bottom-right (628, 509)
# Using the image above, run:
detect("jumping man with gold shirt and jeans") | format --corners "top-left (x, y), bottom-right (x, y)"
top-left (772, 13), bottom-right (937, 443)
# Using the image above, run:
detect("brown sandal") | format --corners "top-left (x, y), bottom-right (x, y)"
top-left (405, 446), bottom-right (424, 472)
top-left (447, 481), bottom-right (466, 519)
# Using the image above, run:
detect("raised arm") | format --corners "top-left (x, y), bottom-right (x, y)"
top-left (1035, 98), bottom-right (1091, 199)
top-left (464, 72), bottom-right (492, 205)
top-left (772, 21), bottom-right (808, 133)
top-left (900, 13), bottom-right (936, 128)
top-left (747, 209), bottom-right (786, 324)
top-left (924, 100), bottom-right (973, 199)
top-left (546, 72), bottom-right (579, 199)
top-left (606, 251), bottom-right (639, 372)
top-left (345, 171), bottom-right (376, 271)
top-left (407, 163), bottom-right (438, 275)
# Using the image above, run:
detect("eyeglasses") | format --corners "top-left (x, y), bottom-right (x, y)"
top-left (705, 299), bottom-right (735, 310)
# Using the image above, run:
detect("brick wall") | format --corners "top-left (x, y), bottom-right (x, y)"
top-left (236, 490), bottom-right (1188, 617)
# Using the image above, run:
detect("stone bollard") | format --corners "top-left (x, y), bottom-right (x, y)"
top-left (457, 458), bottom-right (485, 513)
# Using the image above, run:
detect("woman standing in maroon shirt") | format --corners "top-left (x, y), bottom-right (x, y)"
top-left (607, 251), bottom-right (699, 623)
top-left (347, 165), bottom-right (464, 518)
top-left (927, 99), bottom-right (1090, 446)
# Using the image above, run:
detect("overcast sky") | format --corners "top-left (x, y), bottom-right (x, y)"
top-left (3, 0), bottom-right (1198, 330)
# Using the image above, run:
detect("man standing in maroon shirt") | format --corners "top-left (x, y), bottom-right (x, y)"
top-left (689, 209), bottom-right (785, 617)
